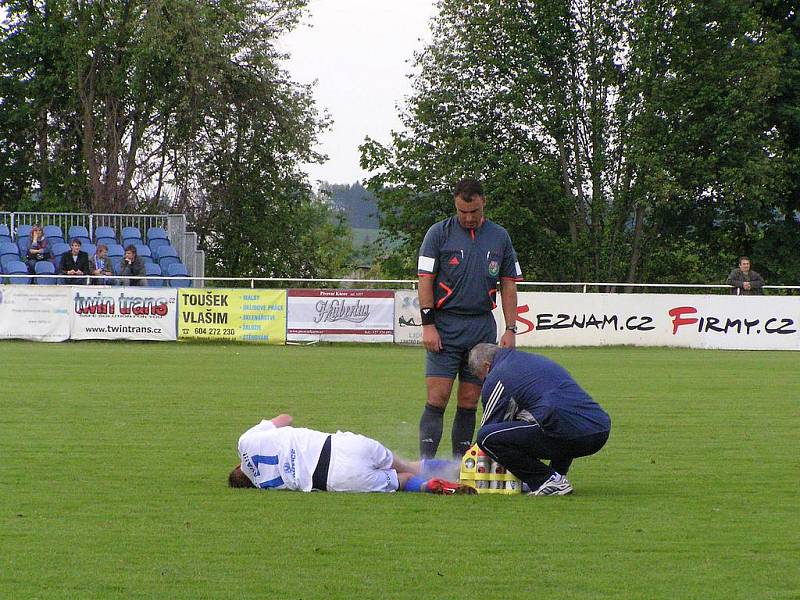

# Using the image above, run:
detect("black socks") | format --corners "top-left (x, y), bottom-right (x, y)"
top-left (419, 403), bottom-right (445, 459)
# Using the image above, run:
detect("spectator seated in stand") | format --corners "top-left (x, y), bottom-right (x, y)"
top-left (90, 243), bottom-right (115, 285)
top-left (118, 245), bottom-right (146, 286)
top-left (58, 238), bottom-right (91, 284)
top-left (25, 225), bottom-right (51, 274)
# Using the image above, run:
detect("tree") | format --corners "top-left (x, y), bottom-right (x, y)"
top-left (1, 0), bottom-right (350, 278)
top-left (361, 0), bottom-right (787, 285)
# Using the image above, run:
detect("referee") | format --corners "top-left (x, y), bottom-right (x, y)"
top-left (416, 178), bottom-right (522, 459)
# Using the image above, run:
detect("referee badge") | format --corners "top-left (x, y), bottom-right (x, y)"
top-left (488, 259), bottom-right (499, 277)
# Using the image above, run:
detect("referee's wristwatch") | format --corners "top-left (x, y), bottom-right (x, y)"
top-left (505, 325), bottom-right (518, 334)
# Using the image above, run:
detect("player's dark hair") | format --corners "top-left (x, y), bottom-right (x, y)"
top-left (228, 465), bottom-right (256, 488)
top-left (125, 244), bottom-right (137, 255)
top-left (70, 238), bottom-right (82, 246)
top-left (454, 178), bottom-right (484, 201)
top-left (738, 256), bottom-right (750, 265)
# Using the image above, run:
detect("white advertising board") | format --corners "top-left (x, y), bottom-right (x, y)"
top-left (497, 292), bottom-right (800, 350)
top-left (394, 290), bottom-right (423, 344)
top-left (287, 289), bottom-right (394, 343)
top-left (0, 285), bottom-right (70, 342)
top-left (70, 286), bottom-right (178, 341)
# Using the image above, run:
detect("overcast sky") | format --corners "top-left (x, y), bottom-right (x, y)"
top-left (279, 0), bottom-right (436, 186)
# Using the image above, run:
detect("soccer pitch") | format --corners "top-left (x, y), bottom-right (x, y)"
top-left (1, 342), bottom-right (797, 599)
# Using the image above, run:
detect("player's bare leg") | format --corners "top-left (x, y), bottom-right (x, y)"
top-left (392, 456), bottom-right (422, 475)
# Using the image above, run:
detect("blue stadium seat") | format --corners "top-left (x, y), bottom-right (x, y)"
top-left (121, 226), bottom-right (141, 241)
top-left (4, 260), bottom-right (31, 284)
top-left (49, 242), bottom-right (71, 268)
top-left (0, 224), bottom-right (10, 237)
top-left (146, 226), bottom-right (168, 241)
top-left (0, 255), bottom-right (17, 269)
top-left (106, 244), bottom-right (124, 258)
top-left (157, 246), bottom-right (179, 269)
top-left (34, 260), bottom-right (57, 284)
top-left (158, 256), bottom-right (180, 271)
top-left (17, 236), bottom-right (31, 255)
top-left (82, 243), bottom-right (97, 258)
top-left (68, 225), bottom-right (90, 241)
top-left (149, 238), bottom-right (170, 256)
top-left (134, 244), bottom-right (152, 265)
top-left (156, 245), bottom-right (178, 259)
top-left (43, 225), bottom-right (64, 242)
top-left (122, 237), bottom-right (142, 249)
top-left (167, 263), bottom-right (190, 288)
top-left (96, 237), bottom-right (117, 247)
top-left (0, 241), bottom-right (19, 259)
top-left (70, 236), bottom-right (91, 246)
top-left (144, 262), bottom-right (163, 287)
top-left (110, 256), bottom-right (123, 276)
top-left (94, 226), bottom-right (116, 241)
top-left (16, 224), bottom-right (33, 239)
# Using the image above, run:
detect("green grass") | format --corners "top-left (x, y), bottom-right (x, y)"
top-left (1, 342), bottom-right (798, 599)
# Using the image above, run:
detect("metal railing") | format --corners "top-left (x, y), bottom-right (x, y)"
top-left (3, 275), bottom-right (798, 293)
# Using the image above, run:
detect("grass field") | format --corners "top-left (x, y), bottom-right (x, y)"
top-left (1, 342), bottom-right (798, 599)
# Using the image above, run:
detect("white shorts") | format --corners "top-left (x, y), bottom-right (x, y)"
top-left (326, 431), bottom-right (400, 493)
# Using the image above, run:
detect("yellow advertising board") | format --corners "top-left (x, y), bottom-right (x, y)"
top-left (178, 289), bottom-right (286, 344)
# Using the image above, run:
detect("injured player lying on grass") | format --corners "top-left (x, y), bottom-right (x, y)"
top-left (228, 414), bottom-right (475, 495)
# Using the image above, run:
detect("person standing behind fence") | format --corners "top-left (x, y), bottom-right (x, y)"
top-left (416, 178), bottom-right (523, 460)
top-left (118, 245), bottom-right (146, 286)
top-left (25, 225), bottom-right (50, 274)
top-left (90, 243), bottom-right (114, 285)
top-left (59, 239), bottom-right (90, 284)
top-left (726, 256), bottom-right (764, 295)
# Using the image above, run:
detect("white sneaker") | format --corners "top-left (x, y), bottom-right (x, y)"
top-left (529, 473), bottom-right (573, 496)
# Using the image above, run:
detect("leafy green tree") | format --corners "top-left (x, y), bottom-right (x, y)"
top-left (362, 0), bottom-right (787, 285)
top-left (1, 0), bottom-right (350, 277)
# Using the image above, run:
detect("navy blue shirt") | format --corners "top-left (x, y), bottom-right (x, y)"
top-left (480, 349), bottom-right (611, 439)
top-left (418, 217), bottom-right (521, 315)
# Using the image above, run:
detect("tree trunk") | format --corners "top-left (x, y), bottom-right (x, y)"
top-left (625, 203), bottom-right (645, 292)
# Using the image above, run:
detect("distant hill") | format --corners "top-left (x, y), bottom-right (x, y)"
top-left (322, 182), bottom-right (380, 230)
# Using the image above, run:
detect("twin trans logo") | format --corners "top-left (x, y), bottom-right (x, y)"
top-left (73, 291), bottom-right (173, 317)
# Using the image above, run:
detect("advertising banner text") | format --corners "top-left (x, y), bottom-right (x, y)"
top-left (178, 289), bottom-right (286, 344)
